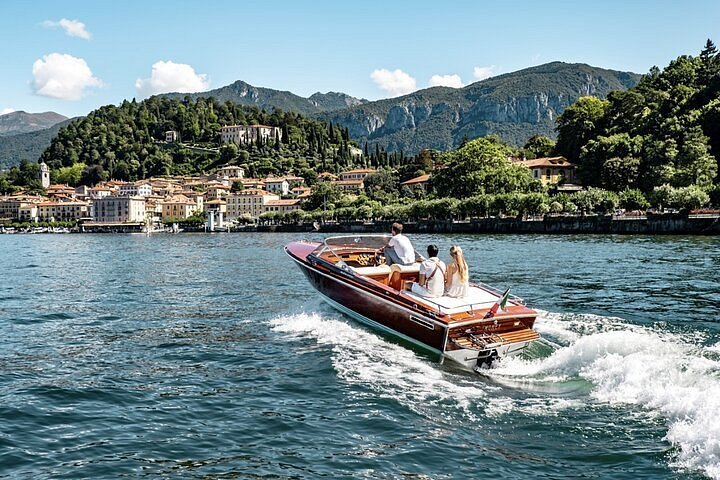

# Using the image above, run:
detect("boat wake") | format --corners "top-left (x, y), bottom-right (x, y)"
top-left (488, 311), bottom-right (720, 480)
top-left (271, 307), bottom-right (720, 479)
top-left (270, 310), bottom-right (492, 421)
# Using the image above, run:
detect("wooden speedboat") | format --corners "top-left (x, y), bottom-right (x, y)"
top-left (285, 235), bottom-right (540, 370)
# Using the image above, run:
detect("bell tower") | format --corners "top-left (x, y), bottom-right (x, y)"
top-left (38, 162), bottom-right (50, 189)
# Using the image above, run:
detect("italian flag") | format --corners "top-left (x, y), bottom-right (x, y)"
top-left (484, 288), bottom-right (510, 319)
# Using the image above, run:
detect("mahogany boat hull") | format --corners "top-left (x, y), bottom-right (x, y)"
top-left (287, 243), bottom-right (447, 352)
top-left (285, 239), bottom-right (539, 370)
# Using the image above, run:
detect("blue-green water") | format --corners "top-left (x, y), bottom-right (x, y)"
top-left (1, 233), bottom-right (719, 479)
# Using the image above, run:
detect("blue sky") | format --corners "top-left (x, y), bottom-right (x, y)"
top-left (1, 0), bottom-right (719, 118)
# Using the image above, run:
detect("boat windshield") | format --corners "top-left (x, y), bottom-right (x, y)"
top-left (311, 235), bottom-right (390, 265)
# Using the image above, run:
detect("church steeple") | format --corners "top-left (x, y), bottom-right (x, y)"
top-left (38, 162), bottom-right (50, 189)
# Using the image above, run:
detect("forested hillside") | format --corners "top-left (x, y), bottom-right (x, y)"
top-left (39, 96), bottom-right (362, 183)
top-left (555, 40), bottom-right (720, 192)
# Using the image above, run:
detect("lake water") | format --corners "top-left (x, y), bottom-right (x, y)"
top-left (0, 232), bottom-right (719, 479)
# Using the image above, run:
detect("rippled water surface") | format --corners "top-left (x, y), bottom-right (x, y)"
top-left (1, 233), bottom-right (719, 479)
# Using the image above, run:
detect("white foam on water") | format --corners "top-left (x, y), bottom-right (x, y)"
top-left (270, 312), bottom-right (490, 420)
top-left (487, 312), bottom-right (720, 479)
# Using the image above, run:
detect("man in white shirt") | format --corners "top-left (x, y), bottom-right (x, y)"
top-left (382, 222), bottom-right (416, 266)
top-left (411, 244), bottom-right (446, 298)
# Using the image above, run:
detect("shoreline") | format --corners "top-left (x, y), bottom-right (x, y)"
top-left (5, 213), bottom-right (718, 235)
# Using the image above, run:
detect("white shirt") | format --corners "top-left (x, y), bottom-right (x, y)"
top-left (388, 234), bottom-right (415, 265)
top-left (419, 257), bottom-right (446, 297)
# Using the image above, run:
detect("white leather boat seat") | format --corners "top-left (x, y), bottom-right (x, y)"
top-left (389, 263), bottom-right (421, 290)
top-left (350, 265), bottom-right (393, 284)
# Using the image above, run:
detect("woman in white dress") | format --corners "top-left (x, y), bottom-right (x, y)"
top-left (445, 245), bottom-right (469, 298)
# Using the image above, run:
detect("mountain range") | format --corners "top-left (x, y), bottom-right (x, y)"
top-left (0, 62), bottom-right (641, 169)
top-left (0, 111), bottom-right (67, 137)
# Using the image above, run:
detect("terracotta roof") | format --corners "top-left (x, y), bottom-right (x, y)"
top-left (265, 199), bottom-right (302, 206)
top-left (400, 174), bottom-right (431, 186)
top-left (162, 194), bottom-right (195, 205)
top-left (234, 188), bottom-right (268, 196)
top-left (340, 168), bottom-right (377, 174)
top-left (206, 199), bottom-right (227, 205)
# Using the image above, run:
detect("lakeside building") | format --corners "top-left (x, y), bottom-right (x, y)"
top-left (93, 196), bottom-right (146, 223)
top-left (160, 194), bottom-right (199, 220)
top-left (35, 201), bottom-right (90, 222)
top-left (206, 199), bottom-right (227, 230)
top-left (220, 125), bottom-right (282, 145)
top-left (18, 204), bottom-right (38, 222)
top-left (226, 189), bottom-right (280, 220)
top-left (264, 198), bottom-right (303, 214)
top-left (513, 157), bottom-right (576, 186)
top-left (0, 195), bottom-right (44, 221)
top-left (338, 168), bottom-right (376, 181)
top-left (400, 174), bottom-right (431, 194)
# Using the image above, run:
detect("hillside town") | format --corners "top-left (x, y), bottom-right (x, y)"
top-left (0, 159), bottom-right (388, 231)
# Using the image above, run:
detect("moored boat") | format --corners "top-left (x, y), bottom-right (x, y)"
top-left (285, 235), bottom-right (540, 371)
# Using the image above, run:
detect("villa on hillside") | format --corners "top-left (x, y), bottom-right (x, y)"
top-left (338, 168), bottom-right (376, 181)
top-left (513, 156), bottom-right (577, 186)
top-left (220, 124), bottom-right (282, 145)
top-left (400, 174), bottom-right (431, 194)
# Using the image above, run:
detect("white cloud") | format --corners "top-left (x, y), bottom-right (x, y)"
top-left (370, 68), bottom-right (417, 97)
top-left (31, 53), bottom-right (103, 100)
top-left (473, 65), bottom-right (497, 81)
top-left (428, 74), bottom-right (464, 88)
top-left (42, 18), bottom-right (91, 40)
top-left (1, 108), bottom-right (16, 115)
top-left (135, 61), bottom-right (210, 98)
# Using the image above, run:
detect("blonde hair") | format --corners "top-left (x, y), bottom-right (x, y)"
top-left (450, 245), bottom-right (468, 282)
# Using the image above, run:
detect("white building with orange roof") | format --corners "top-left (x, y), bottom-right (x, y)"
top-left (264, 177), bottom-right (290, 195)
top-left (338, 168), bottom-right (376, 181)
top-left (89, 186), bottom-right (114, 199)
top-left (118, 182), bottom-right (152, 197)
top-left (219, 165), bottom-right (245, 179)
top-left (264, 198), bottom-right (303, 214)
top-left (226, 188), bottom-right (280, 220)
top-left (334, 179), bottom-right (364, 193)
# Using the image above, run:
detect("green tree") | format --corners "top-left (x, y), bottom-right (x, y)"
top-left (431, 137), bottom-right (537, 198)
top-left (522, 135), bottom-right (556, 159)
top-left (555, 96), bottom-right (609, 162)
